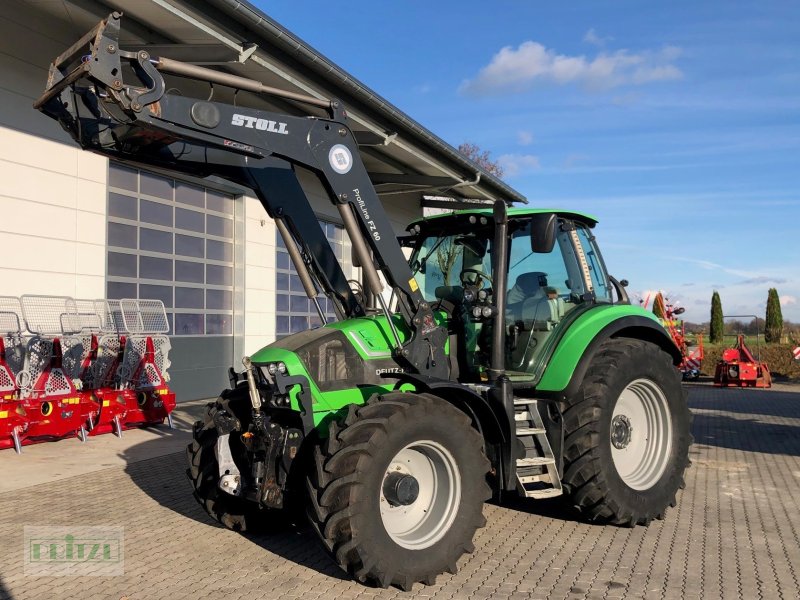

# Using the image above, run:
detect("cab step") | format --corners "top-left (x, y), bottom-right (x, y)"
top-left (516, 456), bottom-right (555, 467)
top-left (514, 399), bottom-right (563, 499)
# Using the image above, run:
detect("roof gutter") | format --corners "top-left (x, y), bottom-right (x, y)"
top-left (202, 0), bottom-right (527, 205)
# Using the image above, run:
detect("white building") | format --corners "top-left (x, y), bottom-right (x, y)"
top-left (0, 0), bottom-right (523, 399)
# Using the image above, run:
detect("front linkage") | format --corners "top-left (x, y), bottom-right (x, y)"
top-left (208, 357), bottom-right (307, 510)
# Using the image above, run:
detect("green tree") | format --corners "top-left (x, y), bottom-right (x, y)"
top-left (765, 288), bottom-right (783, 343)
top-left (652, 292), bottom-right (666, 320)
top-left (710, 291), bottom-right (724, 344)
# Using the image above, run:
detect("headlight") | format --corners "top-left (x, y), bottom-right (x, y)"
top-left (481, 306), bottom-right (494, 318)
top-left (267, 363), bottom-right (278, 375)
top-left (277, 362), bottom-right (287, 374)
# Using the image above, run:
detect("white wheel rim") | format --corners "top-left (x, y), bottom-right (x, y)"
top-left (379, 440), bottom-right (461, 550)
top-left (610, 378), bottom-right (673, 491)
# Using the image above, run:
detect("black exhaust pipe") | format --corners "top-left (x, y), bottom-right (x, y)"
top-left (488, 200), bottom-right (509, 381)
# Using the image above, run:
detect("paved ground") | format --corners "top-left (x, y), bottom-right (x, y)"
top-left (1, 384), bottom-right (799, 599)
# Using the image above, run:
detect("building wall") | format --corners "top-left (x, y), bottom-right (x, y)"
top-left (0, 3), bottom-right (108, 301)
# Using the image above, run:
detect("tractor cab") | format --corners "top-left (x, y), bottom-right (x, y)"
top-left (406, 209), bottom-right (614, 381)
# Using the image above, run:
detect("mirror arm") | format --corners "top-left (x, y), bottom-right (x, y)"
top-left (609, 275), bottom-right (630, 305)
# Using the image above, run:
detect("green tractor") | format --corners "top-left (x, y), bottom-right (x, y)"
top-left (37, 13), bottom-right (691, 591)
top-left (189, 204), bottom-right (691, 589)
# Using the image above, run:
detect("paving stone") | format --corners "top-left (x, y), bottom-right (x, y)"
top-left (1, 385), bottom-right (799, 599)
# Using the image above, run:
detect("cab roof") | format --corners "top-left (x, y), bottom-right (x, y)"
top-left (409, 207), bottom-right (599, 230)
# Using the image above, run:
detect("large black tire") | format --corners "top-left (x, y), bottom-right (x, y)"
top-left (561, 339), bottom-right (692, 526)
top-left (306, 393), bottom-right (491, 591)
top-left (186, 387), bottom-right (283, 532)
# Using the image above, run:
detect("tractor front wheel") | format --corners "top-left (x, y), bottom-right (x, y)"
top-left (306, 393), bottom-right (491, 590)
top-left (561, 339), bottom-right (692, 526)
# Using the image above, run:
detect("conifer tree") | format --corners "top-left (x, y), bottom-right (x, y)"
top-left (765, 288), bottom-right (783, 343)
top-left (710, 291), bottom-right (724, 344)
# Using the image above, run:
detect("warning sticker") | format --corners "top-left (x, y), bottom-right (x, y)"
top-left (409, 278), bottom-right (419, 292)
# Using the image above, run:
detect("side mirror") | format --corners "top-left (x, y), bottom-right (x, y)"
top-left (673, 307), bottom-right (686, 315)
top-left (351, 245), bottom-right (361, 268)
top-left (530, 213), bottom-right (558, 254)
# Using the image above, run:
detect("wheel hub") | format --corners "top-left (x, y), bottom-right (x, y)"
top-left (379, 441), bottom-right (461, 550)
top-left (610, 378), bottom-right (674, 491)
top-left (383, 472), bottom-right (420, 506)
top-left (611, 414), bottom-right (632, 449)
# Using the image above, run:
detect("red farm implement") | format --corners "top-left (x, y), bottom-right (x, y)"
top-left (0, 295), bottom-right (176, 453)
top-left (646, 292), bottom-right (704, 380)
top-left (0, 297), bottom-right (29, 453)
top-left (114, 299), bottom-right (176, 429)
top-left (714, 333), bottom-right (772, 388)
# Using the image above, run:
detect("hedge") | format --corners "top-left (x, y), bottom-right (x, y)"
top-left (700, 344), bottom-right (800, 379)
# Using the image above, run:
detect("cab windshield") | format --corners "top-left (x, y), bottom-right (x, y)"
top-left (409, 217), bottom-right (611, 379)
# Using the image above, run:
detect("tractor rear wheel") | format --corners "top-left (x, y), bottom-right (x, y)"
top-left (306, 392), bottom-right (491, 590)
top-left (186, 386), bottom-right (284, 532)
top-left (561, 339), bottom-right (691, 526)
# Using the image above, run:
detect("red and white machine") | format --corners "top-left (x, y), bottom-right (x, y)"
top-left (714, 334), bottom-right (772, 388)
top-left (0, 295), bottom-right (176, 453)
top-left (0, 296), bottom-right (29, 453)
top-left (115, 299), bottom-right (176, 429)
top-left (14, 295), bottom-right (97, 448)
top-left (642, 292), bottom-right (704, 380)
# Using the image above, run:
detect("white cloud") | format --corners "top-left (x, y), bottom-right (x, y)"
top-left (738, 276), bottom-right (787, 285)
top-left (459, 41), bottom-right (682, 96)
top-left (496, 153), bottom-right (540, 177)
top-left (584, 28), bottom-right (612, 47)
top-left (780, 294), bottom-right (798, 307)
top-left (413, 83), bottom-right (432, 94)
top-left (517, 130), bottom-right (534, 146)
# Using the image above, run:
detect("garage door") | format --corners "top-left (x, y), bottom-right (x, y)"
top-left (105, 162), bottom-right (238, 400)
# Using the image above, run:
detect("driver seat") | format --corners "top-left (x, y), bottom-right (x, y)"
top-left (507, 272), bottom-right (547, 321)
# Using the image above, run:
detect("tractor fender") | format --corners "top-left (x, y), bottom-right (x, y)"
top-left (537, 313), bottom-right (681, 402)
top-left (389, 373), bottom-right (513, 489)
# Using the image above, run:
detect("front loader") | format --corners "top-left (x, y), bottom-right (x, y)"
top-left (36, 13), bottom-right (691, 590)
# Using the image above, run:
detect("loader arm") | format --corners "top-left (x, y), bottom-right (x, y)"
top-left (34, 12), bottom-right (448, 377)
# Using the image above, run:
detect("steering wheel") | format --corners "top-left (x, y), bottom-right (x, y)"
top-left (460, 268), bottom-right (493, 289)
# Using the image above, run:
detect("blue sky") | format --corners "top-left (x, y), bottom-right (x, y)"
top-left (259, 0), bottom-right (800, 323)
